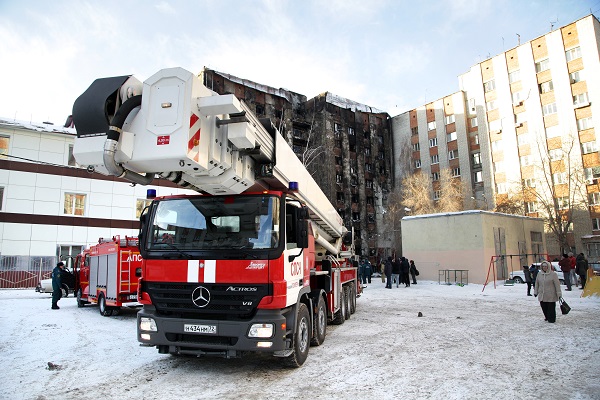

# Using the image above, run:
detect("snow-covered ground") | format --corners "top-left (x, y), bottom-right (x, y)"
top-left (1, 280), bottom-right (599, 400)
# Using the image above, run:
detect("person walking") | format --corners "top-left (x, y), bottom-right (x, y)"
top-left (401, 257), bottom-right (411, 287)
top-left (391, 257), bottom-right (401, 288)
top-left (380, 260), bottom-right (386, 284)
top-left (358, 259), bottom-right (366, 287)
top-left (364, 259), bottom-right (372, 284)
top-left (558, 254), bottom-right (572, 291)
top-left (51, 261), bottom-right (65, 310)
top-left (409, 260), bottom-right (418, 285)
top-left (568, 252), bottom-right (578, 287)
top-left (523, 265), bottom-right (533, 296)
top-left (575, 253), bottom-right (589, 290)
top-left (534, 260), bottom-right (562, 323)
top-left (384, 257), bottom-right (393, 289)
top-left (530, 263), bottom-right (539, 287)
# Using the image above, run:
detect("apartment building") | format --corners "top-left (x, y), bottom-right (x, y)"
top-left (392, 14), bottom-right (600, 257)
top-left (201, 69), bottom-right (394, 258)
top-left (0, 119), bottom-right (194, 286)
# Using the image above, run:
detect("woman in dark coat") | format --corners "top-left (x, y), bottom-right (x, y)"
top-left (384, 257), bottom-right (393, 289)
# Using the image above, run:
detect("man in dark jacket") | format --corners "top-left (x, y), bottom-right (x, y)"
top-left (384, 257), bottom-right (393, 289)
top-left (558, 254), bottom-right (572, 291)
top-left (576, 253), bottom-right (589, 289)
top-left (51, 261), bottom-right (65, 310)
top-left (401, 257), bottom-right (411, 287)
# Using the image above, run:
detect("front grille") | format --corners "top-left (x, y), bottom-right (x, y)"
top-left (165, 333), bottom-right (238, 346)
top-left (144, 282), bottom-right (270, 320)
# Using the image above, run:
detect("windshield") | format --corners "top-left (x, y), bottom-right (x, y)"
top-left (146, 195), bottom-right (280, 251)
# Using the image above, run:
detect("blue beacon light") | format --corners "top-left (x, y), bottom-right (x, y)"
top-left (289, 182), bottom-right (299, 192)
top-left (147, 189), bottom-right (157, 199)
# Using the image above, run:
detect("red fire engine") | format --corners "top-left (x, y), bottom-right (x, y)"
top-left (72, 67), bottom-right (359, 366)
top-left (74, 236), bottom-right (142, 316)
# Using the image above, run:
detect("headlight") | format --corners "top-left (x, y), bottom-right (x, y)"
top-left (140, 317), bottom-right (157, 332)
top-left (248, 323), bottom-right (274, 338)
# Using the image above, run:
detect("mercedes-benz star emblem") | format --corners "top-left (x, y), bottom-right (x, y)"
top-left (191, 286), bottom-right (210, 308)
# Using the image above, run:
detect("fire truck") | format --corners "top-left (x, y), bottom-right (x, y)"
top-left (74, 236), bottom-right (142, 316)
top-left (72, 67), bottom-right (359, 367)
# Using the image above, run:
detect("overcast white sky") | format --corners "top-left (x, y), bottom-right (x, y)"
top-left (0, 0), bottom-right (598, 125)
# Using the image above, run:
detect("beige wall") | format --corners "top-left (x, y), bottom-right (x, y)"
top-left (401, 211), bottom-right (545, 284)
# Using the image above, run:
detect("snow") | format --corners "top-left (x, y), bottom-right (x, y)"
top-left (1, 280), bottom-right (599, 400)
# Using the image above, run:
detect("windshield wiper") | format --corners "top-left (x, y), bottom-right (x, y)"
top-left (161, 242), bottom-right (193, 259)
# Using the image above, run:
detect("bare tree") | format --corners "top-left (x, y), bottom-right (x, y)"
top-left (436, 169), bottom-right (466, 212)
top-left (400, 172), bottom-right (435, 215)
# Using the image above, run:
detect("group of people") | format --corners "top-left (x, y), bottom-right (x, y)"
top-left (559, 252), bottom-right (589, 291)
top-left (382, 256), bottom-right (418, 289)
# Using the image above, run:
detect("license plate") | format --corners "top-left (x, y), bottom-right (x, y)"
top-left (184, 324), bottom-right (217, 334)
top-left (128, 294), bottom-right (138, 301)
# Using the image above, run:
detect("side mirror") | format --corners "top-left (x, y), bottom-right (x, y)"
top-left (296, 219), bottom-right (309, 249)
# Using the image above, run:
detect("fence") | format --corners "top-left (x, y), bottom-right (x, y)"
top-left (0, 256), bottom-right (57, 289)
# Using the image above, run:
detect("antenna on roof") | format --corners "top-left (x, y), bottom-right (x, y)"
top-left (550, 18), bottom-right (558, 31)
top-left (517, 33), bottom-right (521, 45)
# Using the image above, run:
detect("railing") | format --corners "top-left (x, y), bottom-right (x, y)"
top-left (0, 256), bottom-right (57, 288)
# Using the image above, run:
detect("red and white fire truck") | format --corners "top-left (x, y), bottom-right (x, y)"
top-left (72, 67), bottom-right (359, 366)
top-left (74, 236), bottom-right (142, 316)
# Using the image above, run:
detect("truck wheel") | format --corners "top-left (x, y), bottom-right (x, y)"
top-left (76, 289), bottom-right (88, 308)
top-left (343, 286), bottom-right (351, 320)
top-left (349, 285), bottom-right (356, 315)
top-left (61, 284), bottom-right (70, 298)
top-left (331, 288), bottom-right (346, 325)
top-left (311, 295), bottom-right (327, 346)
top-left (98, 294), bottom-right (112, 317)
top-left (284, 303), bottom-right (310, 368)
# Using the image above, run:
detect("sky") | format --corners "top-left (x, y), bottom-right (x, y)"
top-left (0, 0), bottom-right (599, 126)
top-left (2, 280), bottom-right (599, 399)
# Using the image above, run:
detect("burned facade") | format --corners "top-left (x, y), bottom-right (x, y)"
top-left (201, 68), bottom-right (394, 260)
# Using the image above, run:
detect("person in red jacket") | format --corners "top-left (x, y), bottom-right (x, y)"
top-left (568, 252), bottom-right (577, 287)
top-left (558, 254), bottom-right (572, 291)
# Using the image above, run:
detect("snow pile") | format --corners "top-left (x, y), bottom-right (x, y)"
top-left (1, 280), bottom-right (598, 399)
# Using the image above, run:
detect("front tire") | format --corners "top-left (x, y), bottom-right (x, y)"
top-left (76, 288), bottom-right (88, 308)
top-left (284, 303), bottom-right (310, 367)
top-left (512, 277), bottom-right (524, 284)
top-left (311, 295), bottom-right (327, 346)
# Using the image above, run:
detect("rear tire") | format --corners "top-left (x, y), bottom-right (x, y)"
top-left (349, 284), bottom-right (356, 315)
top-left (331, 286), bottom-right (346, 325)
top-left (311, 295), bottom-right (327, 346)
top-left (343, 286), bottom-right (351, 320)
top-left (284, 303), bottom-right (310, 367)
top-left (99, 294), bottom-right (111, 317)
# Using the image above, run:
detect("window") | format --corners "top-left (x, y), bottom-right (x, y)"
top-left (469, 98), bottom-right (476, 112)
top-left (412, 143), bottom-right (420, 151)
top-left (431, 154), bottom-right (439, 164)
top-left (445, 114), bottom-right (455, 125)
top-left (552, 172), bottom-right (567, 185)
top-left (452, 167), bottom-right (461, 177)
top-left (509, 70), bottom-right (520, 83)
top-left (68, 145), bottom-right (76, 166)
top-left (589, 192), bottom-right (600, 206)
top-left (577, 117), bottom-right (593, 131)
top-left (414, 159), bottom-right (421, 169)
top-left (582, 141), bottom-right (598, 154)
top-left (433, 190), bottom-right (441, 200)
top-left (365, 163), bottom-right (372, 172)
top-left (497, 183), bottom-right (507, 194)
top-left (0, 135), bottom-right (9, 158)
top-left (486, 100), bottom-right (497, 111)
top-left (565, 46), bottom-right (582, 62)
top-left (0, 187), bottom-right (3, 210)
top-left (489, 119), bottom-right (502, 132)
top-left (334, 123), bottom-right (341, 133)
top-left (136, 199), bottom-right (152, 218)
top-left (542, 102), bottom-right (557, 116)
top-left (512, 91), bottom-right (523, 105)
top-left (427, 121), bottom-right (436, 131)
top-left (520, 155), bottom-right (532, 166)
top-left (472, 152), bottom-right (481, 166)
top-left (535, 58), bottom-right (550, 73)
top-left (569, 70), bottom-right (583, 83)
top-left (432, 172), bottom-right (439, 181)
top-left (448, 149), bottom-right (459, 160)
top-left (593, 218), bottom-right (600, 230)
top-left (447, 131), bottom-right (457, 142)
top-left (411, 127), bottom-right (418, 136)
top-left (470, 117), bottom-right (478, 128)
top-left (473, 133), bottom-right (479, 145)
top-left (517, 134), bottom-right (529, 146)
top-left (364, 147), bottom-right (370, 156)
top-left (491, 140), bottom-right (503, 152)
top-left (429, 138), bottom-right (438, 148)
top-left (549, 149), bottom-right (563, 160)
top-left (63, 193), bottom-right (86, 216)
top-left (585, 167), bottom-right (600, 183)
top-left (546, 125), bottom-right (561, 138)
top-left (523, 178), bottom-right (536, 188)
top-left (539, 80), bottom-right (554, 94)
top-left (366, 180), bottom-right (373, 189)
top-left (335, 156), bottom-right (342, 166)
top-left (348, 127), bottom-right (355, 136)
top-left (483, 79), bottom-right (496, 93)
top-left (336, 174), bottom-right (342, 183)
top-left (494, 161), bottom-right (504, 173)
top-left (525, 202), bottom-right (537, 213)
top-left (474, 171), bottom-right (483, 183)
top-left (573, 92), bottom-right (589, 107)
top-left (336, 192), bottom-right (345, 202)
